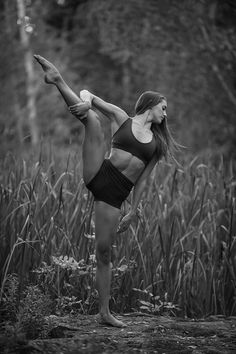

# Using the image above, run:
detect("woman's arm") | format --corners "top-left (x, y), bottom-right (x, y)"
top-left (80, 89), bottom-right (128, 124)
top-left (130, 155), bottom-right (158, 214)
top-left (117, 155), bottom-right (158, 233)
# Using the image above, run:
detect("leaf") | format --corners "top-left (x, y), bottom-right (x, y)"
top-left (117, 264), bottom-right (128, 272)
top-left (139, 300), bottom-right (153, 308)
top-left (139, 306), bottom-right (152, 312)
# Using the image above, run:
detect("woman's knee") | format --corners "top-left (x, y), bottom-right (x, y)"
top-left (96, 242), bottom-right (111, 266)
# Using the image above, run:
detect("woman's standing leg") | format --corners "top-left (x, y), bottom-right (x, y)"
top-left (95, 201), bottom-right (126, 327)
top-left (34, 55), bottom-right (105, 183)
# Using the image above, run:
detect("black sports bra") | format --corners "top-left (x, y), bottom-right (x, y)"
top-left (111, 118), bottom-right (156, 165)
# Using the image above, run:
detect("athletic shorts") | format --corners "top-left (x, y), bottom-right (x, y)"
top-left (86, 159), bottom-right (134, 209)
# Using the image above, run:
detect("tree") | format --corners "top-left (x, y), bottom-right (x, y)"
top-left (16, 0), bottom-right (39, 146)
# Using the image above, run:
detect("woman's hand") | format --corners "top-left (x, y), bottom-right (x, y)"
top-left (117, 212), bottom-right (135, 233)
top-left (68, 101), bottom-right (91, 120)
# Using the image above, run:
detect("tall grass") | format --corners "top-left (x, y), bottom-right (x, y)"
top-left (0, 149), bottom-right (235, 317)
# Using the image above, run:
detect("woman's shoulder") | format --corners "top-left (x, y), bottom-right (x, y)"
top-left (114, 109), bottom-right (129, 123)
top-left (112, 116), bottom-right (130, 135)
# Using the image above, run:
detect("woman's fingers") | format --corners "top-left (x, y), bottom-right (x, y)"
top-left (68, 103), bottom-right (88, 120)
top-left (117, 226), bottom-right (124, 234)
top-left (117, 223), bottom-right (123, 233)
top-left (69, 102), bottom-right (85, 108)
top-left (69, 105), bottom-right (90, 119)
top-left (70, 108), bottom-right (80, 113)
top-left (69, 102), bottom-right (90, 113)
top-left (69, 106), bottom-right (84, 113)
top-left (117, 220), bottom-right (129, 233)
top-left (117, 213), bottom-right (134, 233)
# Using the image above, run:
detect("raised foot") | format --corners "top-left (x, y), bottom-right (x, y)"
top-left (34, 54), bottom-right (62, 84)
top-left (99, 313), bottom-right (127, 328)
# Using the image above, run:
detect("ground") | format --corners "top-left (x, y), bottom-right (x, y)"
top-left (7, 313), bottom-right (235, 354)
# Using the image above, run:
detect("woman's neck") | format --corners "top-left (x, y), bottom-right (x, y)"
top-left (133, 112), bottom-right (152, 130)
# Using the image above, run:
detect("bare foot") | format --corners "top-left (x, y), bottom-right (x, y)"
top-left (34, 54), bottom-right (62, 84)
top-left (99, 313), bottom-right (127, 328)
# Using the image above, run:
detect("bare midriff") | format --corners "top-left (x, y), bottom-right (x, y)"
top-left (108, 148), bottom-right (145, 183)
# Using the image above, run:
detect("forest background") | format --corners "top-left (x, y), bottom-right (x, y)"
top-left (0, 0), bottom-right (236, 160)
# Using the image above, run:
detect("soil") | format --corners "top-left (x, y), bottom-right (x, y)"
top-left (3, 314), bottom-right (236, 353)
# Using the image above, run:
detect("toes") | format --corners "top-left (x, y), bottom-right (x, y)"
top-left (34, 54), bottom-right (45, 67)
top-left (34, 54), bottom-right (43, 61)
top-left (34, 54), bottom-right (49, 68)
top-left (33, 54), bottom-right (40, 62)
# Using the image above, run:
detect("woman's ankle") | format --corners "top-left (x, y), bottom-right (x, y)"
top-left (55, 77), bottom-right (67, 88)
top-left (99, 307), bottom-right (110, 317)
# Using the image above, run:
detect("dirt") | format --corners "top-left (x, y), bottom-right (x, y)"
top-left (4, 314), bottom-right (236, 353)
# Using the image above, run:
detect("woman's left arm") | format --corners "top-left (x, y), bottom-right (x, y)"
top-left (117, 155), bottom-right (158, 233)
top-left (81, 89), bottom-right (128, 123)
top-left (68, 90), bottom-right (128, 124)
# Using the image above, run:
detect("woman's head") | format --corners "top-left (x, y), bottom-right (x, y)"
top-left (135, 91), bottom-right (166, 115)
top-left (135, 91), bottom-right (178, 161)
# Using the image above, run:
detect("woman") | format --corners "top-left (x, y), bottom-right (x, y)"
top-left (34, 55), bottom-right (177, 328)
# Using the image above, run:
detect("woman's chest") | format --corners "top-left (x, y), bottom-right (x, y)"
top-left (131, 123), bottom-right (153, 143)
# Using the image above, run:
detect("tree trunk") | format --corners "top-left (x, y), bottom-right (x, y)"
top-left (5, 0), bottom-right (24, 145)
top-left (121, 61), bottom-right (131, 108)
top-left (16, 0), bottom-right (39, 146)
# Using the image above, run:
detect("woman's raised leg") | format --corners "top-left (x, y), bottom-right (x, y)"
top-left (34, 55), bottom-right (105, 183)
top-left (95, 201), bottom-right (126, 328)
top-left (34, 55), bottom-right (83, 106)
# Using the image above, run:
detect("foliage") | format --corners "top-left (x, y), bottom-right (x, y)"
top-left (0, 275), bottom-right (52, 344)
top-left (0, 274), bottom-right (19, 323)
top-left (17, 284), bottom-right (53, 339)
top-left (0, 149), bottom-right (235, 318)
top-left (33, 255), bottom-right (98, 315)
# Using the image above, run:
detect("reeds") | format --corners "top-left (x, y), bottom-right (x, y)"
top-left (0, 150), bottom-right (235, 317)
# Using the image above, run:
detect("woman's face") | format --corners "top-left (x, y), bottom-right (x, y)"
top-left (151, 99), bottom-right (167, 124)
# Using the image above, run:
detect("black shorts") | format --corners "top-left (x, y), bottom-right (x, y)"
top-left (86, 159), bottom-right (134, 209)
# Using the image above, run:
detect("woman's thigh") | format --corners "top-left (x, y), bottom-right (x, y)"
top-left (82, 110), bottom-right (107, 184)
top-left (94, 201), bottom-right (120, 246)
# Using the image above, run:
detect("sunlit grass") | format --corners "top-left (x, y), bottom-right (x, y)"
top-left (0, 149), bottom-right (235, 317)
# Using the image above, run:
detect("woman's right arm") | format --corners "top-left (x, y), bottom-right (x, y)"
top-left (117, 155), bottom-right (158, 233)
top-left (80, 89), bottom-right (128, 123)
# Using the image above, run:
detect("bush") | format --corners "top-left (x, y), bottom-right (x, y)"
top-left (17, 285), bottom-right (53, 339)
top-left (0, 274), bottom-right (19, 323)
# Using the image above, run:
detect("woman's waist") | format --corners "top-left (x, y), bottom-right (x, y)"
top-left (109, 148), bottom-right (144, 183)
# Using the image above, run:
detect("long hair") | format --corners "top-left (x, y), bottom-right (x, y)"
top-left (135, 91), bottom-right (179, 161)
